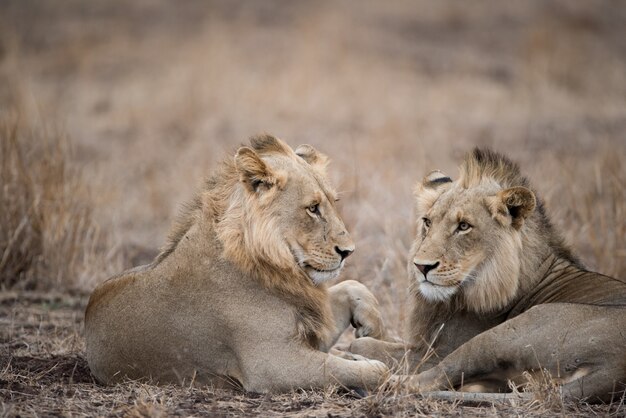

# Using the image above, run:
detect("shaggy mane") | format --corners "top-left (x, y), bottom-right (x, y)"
top-left (153, 160), bottom-right (237, 265)
top-left (460, 148), bottom-right (530, 189)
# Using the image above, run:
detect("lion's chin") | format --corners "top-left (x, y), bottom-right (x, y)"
top-left (418, 280), bottom-right (458, 302)
top-left (304, 263), bottom-right (343, 285)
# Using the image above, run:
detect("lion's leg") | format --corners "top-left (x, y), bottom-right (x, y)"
top-left (323, 280), bottom-right (387, 351)
top-left (404, 304), bottom-right (626, 401)
top-left (239, 344), bottom-right (388, 393)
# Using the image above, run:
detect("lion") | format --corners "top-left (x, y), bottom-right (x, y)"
top-left (85, 135), bottom-right (388, 393)
top-left (349, 148), bottom-right (626, 402)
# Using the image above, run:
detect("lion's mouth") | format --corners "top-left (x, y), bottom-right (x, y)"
top-left (415, 271), bottom-right (456, 288)
top-left (288, 243), bottom-right (343, 284)
top-left (418, 279), bottom-right (459, 302)
top-left (304, 263), bottom-right (342, 273)
top-left (302, 262), bottom-right (344, 285)
top-left (421, 278), bottom-right (453, 287)
top-left (412, 264), bottom-right (460, 288)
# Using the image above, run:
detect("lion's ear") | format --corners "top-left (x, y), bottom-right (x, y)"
top-left (414, 170), bottom-right (453, 214)
top-left (421, 170), bottom-right (453, 188)
top-left (295, 144), bottom-right (329, 172)
top-left (487, 186), bottom-right (536, 230)
top-left (234, 147), bottom-right (279, 193)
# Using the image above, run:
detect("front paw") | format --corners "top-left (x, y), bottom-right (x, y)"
top-left (348, 336), bottom-right (379, 358)
top-left (350, 317), bottom-right (376, 338)
top-left (351, 304), bottom-right (386, 339)
top-left (343, 281), bottom-right (386, 339)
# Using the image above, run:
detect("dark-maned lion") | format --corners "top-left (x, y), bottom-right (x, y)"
top-left (85, 135), bottom-right (388, 393)
top-left (350, 148), bottom-right (626, 402)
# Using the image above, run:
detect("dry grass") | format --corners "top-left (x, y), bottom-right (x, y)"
top-left (0, 115), bottom-right (118, 291)
top-left (1, 0), bottom-right (625, 416)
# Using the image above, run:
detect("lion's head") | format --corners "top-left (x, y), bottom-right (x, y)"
top-left (409, 148), bottom-right (539, 313)
top-left (213, 135), bottom-right (354, 285)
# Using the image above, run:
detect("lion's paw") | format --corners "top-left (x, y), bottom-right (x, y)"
top-left (342, 281), bottom-right (386, 339)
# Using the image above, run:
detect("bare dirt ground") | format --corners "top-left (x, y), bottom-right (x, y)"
top-left (1, 0), bottom-right (626, 416)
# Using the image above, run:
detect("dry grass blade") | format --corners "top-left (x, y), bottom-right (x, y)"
top-left (0, 115), bottom-right (113, 291)
top-left (520, 369), bottom-right (565, 411)
top-left (419, 390), bottom-right (532, 406)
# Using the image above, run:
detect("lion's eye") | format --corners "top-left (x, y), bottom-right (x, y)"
top-left (307, 203), bottom-right (320, 215)
top-left (457, 221), bottom-right (471, 232)
top-left (422, 217), bottom-right (432, 228)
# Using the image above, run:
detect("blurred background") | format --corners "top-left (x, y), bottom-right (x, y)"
top-left (1, 0), bottom-right (625, 334)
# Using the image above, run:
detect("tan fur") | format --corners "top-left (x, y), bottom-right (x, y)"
top-left (350, 148), bottom-right (626, 402)
top-left (85, 135), bottom-right (388, 392)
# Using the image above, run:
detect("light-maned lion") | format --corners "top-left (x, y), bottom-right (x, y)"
top-left (349, 148), bottom-right (626, 402)
top-left (85, 135), bottom-right (388, 393)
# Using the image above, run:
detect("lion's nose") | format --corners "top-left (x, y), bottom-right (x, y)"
top-left (415, 261), bottom-right (440, 276)
top-left (335, 246), bottom-right (354, 261)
